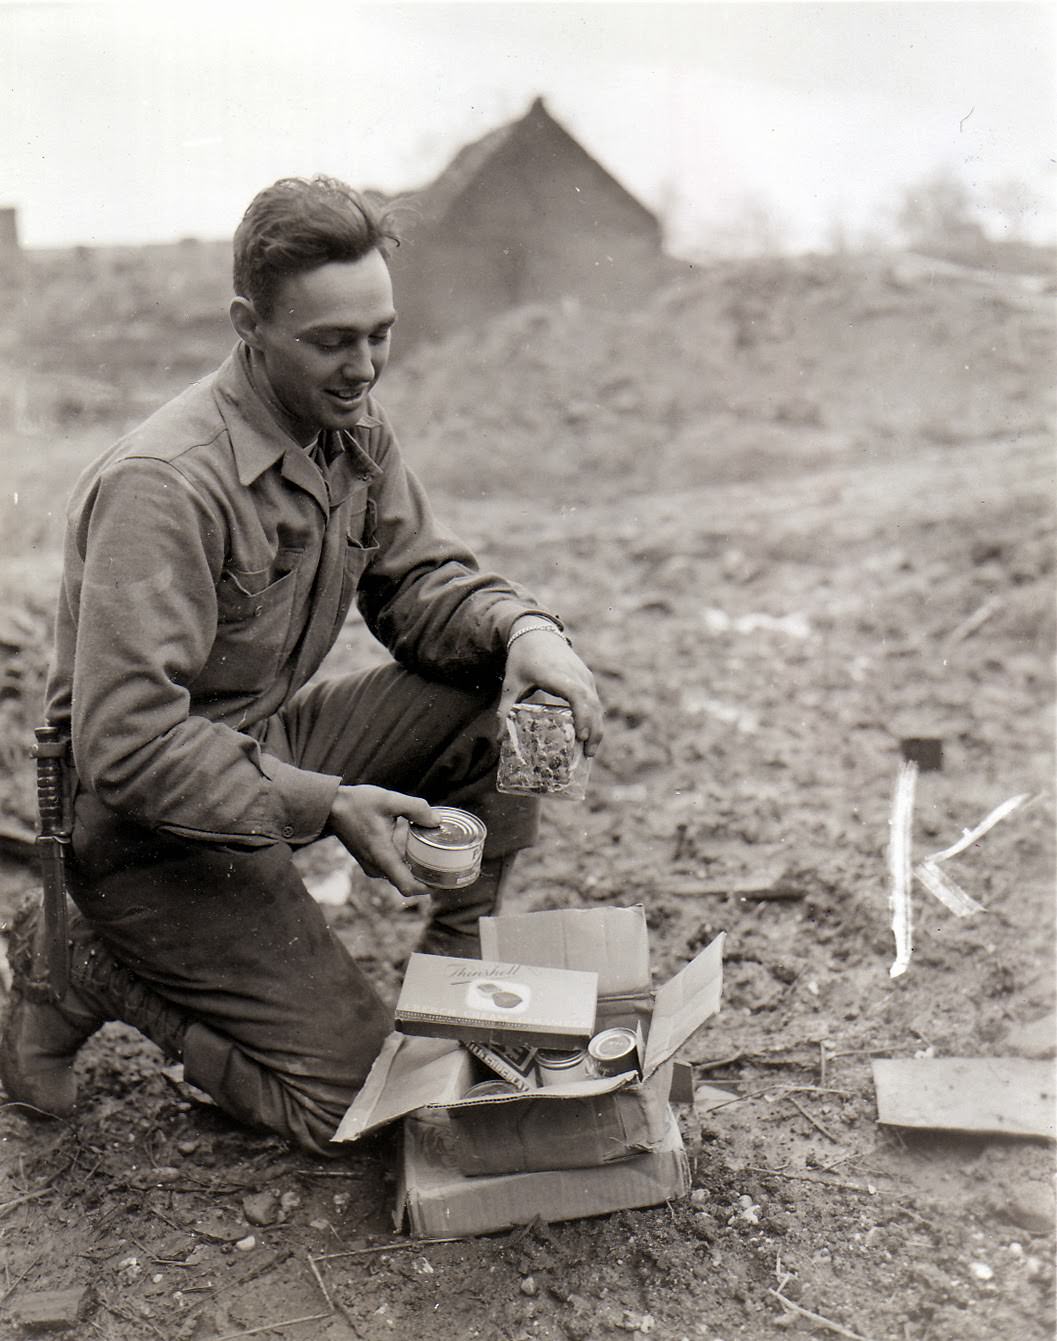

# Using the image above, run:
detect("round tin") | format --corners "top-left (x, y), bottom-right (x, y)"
top-left (463, 1080), bottom-right (520, 1099)
top-left (587, 1027), bottom-right (640, 1077)
top-left (405, 807), bottom-right (487, 888)
top-left (536, 1047), bottom-right (593, 1086)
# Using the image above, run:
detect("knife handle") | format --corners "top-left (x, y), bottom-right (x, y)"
top-left (34, 725), bottom-right (66, 838)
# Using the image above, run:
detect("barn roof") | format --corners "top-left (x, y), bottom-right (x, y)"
top-left (406, 96), bottom-right (658, 232)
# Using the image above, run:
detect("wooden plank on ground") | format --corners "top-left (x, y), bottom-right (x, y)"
top-left (872, 1057), bottom-right (1056, 1140)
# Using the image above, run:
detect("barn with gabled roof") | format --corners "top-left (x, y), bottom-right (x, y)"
top-left (387, 97), bottom-right (674, 353)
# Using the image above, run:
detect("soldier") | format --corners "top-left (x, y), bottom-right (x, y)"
top-left (0, 176), bottom-right (603, 1156)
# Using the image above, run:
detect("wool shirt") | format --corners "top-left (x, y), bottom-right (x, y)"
top-left (45, 344), bottom-right (552, 847)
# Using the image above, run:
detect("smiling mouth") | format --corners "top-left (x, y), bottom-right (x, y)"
top-left (326, 386), bottom-right (368, 404)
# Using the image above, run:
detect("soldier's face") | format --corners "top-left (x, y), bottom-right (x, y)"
top-left (250, 250), bottom-right (396, 438)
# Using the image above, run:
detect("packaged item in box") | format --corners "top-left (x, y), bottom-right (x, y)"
top-left (497, 702), bottom-right (591, 800)
top-left (464, 1041), bottom-right (538, 1091)
top-left (395, 953), bottom-right (597, 1049)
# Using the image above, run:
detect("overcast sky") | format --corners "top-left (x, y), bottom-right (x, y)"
top-left (2, 0), bottom-right (1054, 252)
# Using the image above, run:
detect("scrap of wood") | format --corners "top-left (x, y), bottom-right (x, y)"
top-left (887, 761), bottom-right (917, 978)
top-left (14, 1286), bottom-right (89, 1330)
top-left (913, 860), bottom-right (985, 917)
top-left (872, 1057), bottom-right (1056, 1139)
top-left (202, 1315), bottom-right (333, 1341)
top-left (746, 1166), bottom-right (884, 1196)
top-left (786, 1094), bottom-right (840, 1143)
top-left (924, 792), bottom-right (1031, 864)
top-left (945, 595), bottom-right (1001, 647)
top-left (310, 1236), bottom-right (467, 1262)
top-left (768, 1289), bottom-right (879, 1341)
top-left (693, 1083), bottom-right (742, 1113)
top-left (664, 870), bottom-right (801, 900)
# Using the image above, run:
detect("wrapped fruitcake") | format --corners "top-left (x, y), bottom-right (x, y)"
top-left (497, 702), bottom-right (591, 800)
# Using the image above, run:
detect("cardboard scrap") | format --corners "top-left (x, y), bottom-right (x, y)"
top-left (872, 1057), bottom-right (1056, 1140)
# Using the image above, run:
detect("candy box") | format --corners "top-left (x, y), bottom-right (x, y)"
top-left (394, 953), bottom-right (598, 1050)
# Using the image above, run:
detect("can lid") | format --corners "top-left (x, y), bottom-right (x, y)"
top-left (537, 1048), bottom-right (587, 1066)
top-left (408, 806), bottom-right (487, 851)
top-left (464, 1080), bottom-right (519, 1098)
top-left (589, 1027), bottom-right (638, 1060)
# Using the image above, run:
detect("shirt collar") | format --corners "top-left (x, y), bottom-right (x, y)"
top-left (213, 344), bottom-right (382, 491)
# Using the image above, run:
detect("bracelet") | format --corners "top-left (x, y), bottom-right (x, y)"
top-left (506, 620), bottom-right (571, 651)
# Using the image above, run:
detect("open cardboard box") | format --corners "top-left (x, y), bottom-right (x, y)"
top-left (397, 1105), bottom-right (691, 1238)
top-left (333, 905), bottom-right (724, 1177)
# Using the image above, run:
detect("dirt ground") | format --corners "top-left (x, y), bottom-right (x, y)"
top-left (0, 249), bottom-right (1054, 1341)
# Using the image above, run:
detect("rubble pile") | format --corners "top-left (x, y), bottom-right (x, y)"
top-left (383, 252), bottom-right (1056, 501)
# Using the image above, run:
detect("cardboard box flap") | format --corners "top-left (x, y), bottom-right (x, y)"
top-left (480, 905), bottom-right (650, 996)
top-left (643, 933), bottom-right (725, 1076)
top-left (332, 1033), bottom-right (470, 1143)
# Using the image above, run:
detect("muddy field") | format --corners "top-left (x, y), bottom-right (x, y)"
top-left (0, 249), bottom-right (1054, 1341)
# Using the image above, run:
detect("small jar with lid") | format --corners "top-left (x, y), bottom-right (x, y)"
top-left (535, 1046), bottom-right (593, 1086)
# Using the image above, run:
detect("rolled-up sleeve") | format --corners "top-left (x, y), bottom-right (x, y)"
top-left (59, 457), bottom-right (339, 846)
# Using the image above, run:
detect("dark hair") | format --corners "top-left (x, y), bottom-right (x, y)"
top-left (232, 175), bottom-right (400, 317)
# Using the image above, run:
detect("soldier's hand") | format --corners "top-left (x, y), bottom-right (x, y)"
top-left (327, 785), bottom-right (442, 898)
top-left (498, 624), bottom-right (605, 758)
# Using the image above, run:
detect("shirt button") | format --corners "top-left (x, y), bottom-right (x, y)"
top-left (281, 825), bottom-right (295, 838)
top-left (254, 606), bottom-right (263, 617)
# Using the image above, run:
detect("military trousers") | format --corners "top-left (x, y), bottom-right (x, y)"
top-left (68, 664), bottom-right (539, 1155)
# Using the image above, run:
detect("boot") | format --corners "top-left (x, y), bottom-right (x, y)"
top-left (414, 854), bottom-right (517, 959)
top-left (0, 899), bottom-right (188, 1119)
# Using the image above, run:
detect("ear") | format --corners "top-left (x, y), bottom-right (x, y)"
top-left (229, 296), bottom-right (264, 349)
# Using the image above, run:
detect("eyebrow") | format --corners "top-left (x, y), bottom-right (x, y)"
top-left (302, 314), bottom-right (397, 336)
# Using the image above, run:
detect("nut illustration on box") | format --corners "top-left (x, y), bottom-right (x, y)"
top-left (466, 979), bottom-right (531, 1014)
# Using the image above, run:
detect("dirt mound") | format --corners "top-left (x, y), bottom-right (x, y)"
top-left (382, 252), bottom-right (1056, 500)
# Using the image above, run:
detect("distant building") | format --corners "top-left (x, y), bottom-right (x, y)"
top-left (387, 97), bottom-right (675, 352)
top-left (0, 207), bottom-right (20, 255)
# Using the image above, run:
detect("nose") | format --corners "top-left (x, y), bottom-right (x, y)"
top-left (340, 340), bottom-right (373, 381)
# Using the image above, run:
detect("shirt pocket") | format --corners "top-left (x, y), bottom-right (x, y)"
top-left (342, 497), bottom-right (378, 585)
top-left (200, 547), bottom-right (304, 692)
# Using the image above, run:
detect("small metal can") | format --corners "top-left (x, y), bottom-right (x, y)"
top-left (463, 1080), bottom-right (520, 1099)
top-left (405, 807), bottom-right (487, 888)
top-left (536, 1046), bottom-right (593, 1086)
top-left (588, 1027), bottom-right (640, 1077)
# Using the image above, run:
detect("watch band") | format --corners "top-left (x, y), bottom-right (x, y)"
top-left (505, 619), bottom-right (571, 651)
